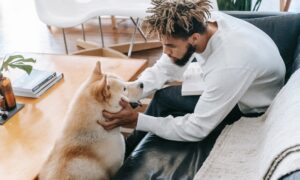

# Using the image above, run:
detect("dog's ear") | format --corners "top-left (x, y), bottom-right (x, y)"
top-left (93, 61), bottom-right (103, 76)
top-left (102, 76), bottom-right (111, 101)
top-left (91, 75), bottom-right (111, 102)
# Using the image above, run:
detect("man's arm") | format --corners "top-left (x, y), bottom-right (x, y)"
top-left (136, 68), bottom-right (256, 141)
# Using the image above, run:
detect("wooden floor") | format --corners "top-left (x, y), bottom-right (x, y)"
top-left (0, 0), bottom-right (162, 67)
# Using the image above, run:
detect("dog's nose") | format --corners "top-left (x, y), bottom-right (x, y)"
top-left (139, 83), bottom-right (144, 89)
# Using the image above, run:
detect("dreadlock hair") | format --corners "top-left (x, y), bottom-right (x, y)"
top-left (144, 0), bottom-right (212, 40)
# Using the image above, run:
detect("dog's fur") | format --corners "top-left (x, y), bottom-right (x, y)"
top-left (35, 61), bottom-right (143, 180)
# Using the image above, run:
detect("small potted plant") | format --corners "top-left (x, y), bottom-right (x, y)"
top-left (0, 55), bottom-right (36, 110)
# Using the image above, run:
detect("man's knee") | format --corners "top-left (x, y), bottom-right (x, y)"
top-left (151, 86), bottom-right (181, 105)
top-left (150, 89), bottom-right (165, 105)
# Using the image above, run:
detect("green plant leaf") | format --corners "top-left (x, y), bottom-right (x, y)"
top-left (3, 55), bottom-right (24, 66)
top-left (8, 64), bottom-right (33, 75)
top-left (1, 55), bottom-right (36, 74)
top-left (12, 58), bottom-right (36, 64)
top-left (253, 0), bottom-right (262, 11)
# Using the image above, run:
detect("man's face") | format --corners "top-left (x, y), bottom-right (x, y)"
top-left (162, 36), bottom-right (196, 67)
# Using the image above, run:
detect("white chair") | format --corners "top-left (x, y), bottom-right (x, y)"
top-left (34, 0), bottom-right (162, 57)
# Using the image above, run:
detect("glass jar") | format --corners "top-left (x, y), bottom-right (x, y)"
top-left (0, 75), bottom-right (16, 110)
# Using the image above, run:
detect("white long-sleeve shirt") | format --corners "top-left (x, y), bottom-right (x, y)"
top-left (135, 11), bottom-right (286, 141)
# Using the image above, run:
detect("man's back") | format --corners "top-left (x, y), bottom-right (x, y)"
top-left (199, 11), bottom-right (286, 114)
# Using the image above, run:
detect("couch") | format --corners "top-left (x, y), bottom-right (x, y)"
top-left (113, 12), bottom-right (300, 180)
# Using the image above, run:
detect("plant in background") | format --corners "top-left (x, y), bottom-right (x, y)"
top-left (0, 55), bottom-right (36, 111)
top-left (217, 0), bottom-right (262, 11)
top-left (0, 55), bottom-right (36, 75)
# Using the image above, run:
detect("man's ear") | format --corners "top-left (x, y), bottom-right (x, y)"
top-left (93, 61), bottom-right (103, 76)
top-left (189, 33), bottom-right (201, 45)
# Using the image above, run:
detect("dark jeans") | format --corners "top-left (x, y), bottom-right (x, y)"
top-left (125, 85), bottom-right (242, 159)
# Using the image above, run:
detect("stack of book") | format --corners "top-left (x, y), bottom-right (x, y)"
top-left (12, 69), bottom-right (63, 98)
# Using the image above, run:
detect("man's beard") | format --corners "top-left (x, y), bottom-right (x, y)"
top-left (174, 44), bottom-right (196, 67)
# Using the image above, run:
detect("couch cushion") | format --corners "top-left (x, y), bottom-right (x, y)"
top-left (242, 14), bottom-right (300, 81)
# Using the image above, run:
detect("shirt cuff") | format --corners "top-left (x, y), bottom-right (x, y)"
top-left (136, 113), bottom-right (160, 133)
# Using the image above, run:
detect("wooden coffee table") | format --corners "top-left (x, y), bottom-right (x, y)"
top-left (0, 53), bottom-right (147, 179)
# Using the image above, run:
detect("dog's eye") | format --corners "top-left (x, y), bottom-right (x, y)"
top-left (123, 87), bottom-right (127, 91)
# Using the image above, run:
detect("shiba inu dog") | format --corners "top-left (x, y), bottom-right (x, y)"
top-left (35, 61), bottom-right (143, 180)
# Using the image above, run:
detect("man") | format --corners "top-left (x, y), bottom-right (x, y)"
top-left (100, 0), bottom-right (285, 165)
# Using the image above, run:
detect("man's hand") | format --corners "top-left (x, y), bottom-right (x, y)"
top-left (99, 98), bottom-right (139, 130)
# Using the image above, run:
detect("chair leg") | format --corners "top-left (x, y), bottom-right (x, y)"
top-left (81, 24), bottom-right (86, 41)
top-left (130, 17), bottom-right (147, 42)
top-left (75, 16), bottom-right (162, 55)
top-left (62, 28), bottom-right (69, 54)
top-left (98, 16), bottom-right (105, 48)
top-left (128, 18), bottom-right (139, 57)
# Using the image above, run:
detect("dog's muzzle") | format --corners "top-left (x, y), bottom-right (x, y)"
top-left (129, 101), bottom-right (142, 108)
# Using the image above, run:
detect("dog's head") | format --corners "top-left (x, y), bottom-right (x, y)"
top-left (87, 61), bottom-right (143, 112)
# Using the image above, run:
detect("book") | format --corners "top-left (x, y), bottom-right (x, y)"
top-left (13, 70), bottom-right (64, 98)
top-left (13, 69), bottom-right (57, 93)
top-left (181, 62), bottom-right (205, 96)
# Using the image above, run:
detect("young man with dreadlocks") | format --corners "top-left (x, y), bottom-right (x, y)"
top-left (100, 0), bottom-right (285, 176)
